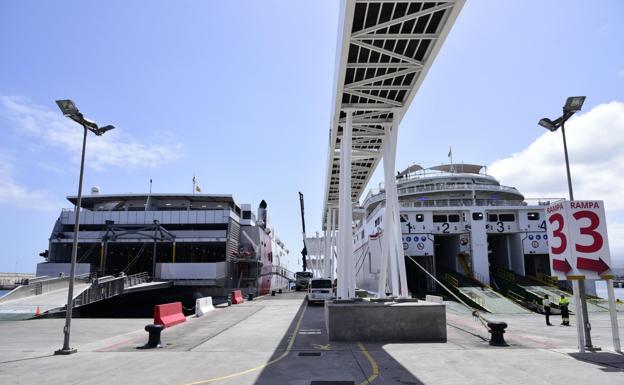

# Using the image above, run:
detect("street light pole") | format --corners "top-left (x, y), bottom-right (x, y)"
top-left (560, 118), bottom-right (595, 350)
top-left (54, 100), bottom-right (114, 355)
top-left (540, 96), bottom-right (596, 351)
top-left (560, 121), bottom-right (574, 201)
top-left (56, 126), bottom-right (88, 355)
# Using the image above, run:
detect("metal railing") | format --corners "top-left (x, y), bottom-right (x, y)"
top-left (73, 272), bottom-right (149, 307)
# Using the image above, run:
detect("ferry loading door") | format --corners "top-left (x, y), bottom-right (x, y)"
top-left (434, 234), bottom-right (461, 276)
top-left (521, 232), bottom-right (551, 278)
top-left (402, 234), bottom-right (435, 295)
top-left (487, 234), bottom-right (514, 272)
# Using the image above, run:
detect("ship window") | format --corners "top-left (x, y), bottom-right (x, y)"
top-left (472, 212), bottom-right (483, 220)
top-left (415, 214), bottom-right (424, 222)
top-left (433, 215), bottom-right (447, 223)
top-left (242, 211), bottom-right (252, 220)
top-left (400, 214), bottom-right (409, 223)
top-left (499, 213), bottom-right (515, 222)
top-left (527, 212), bottom-right (540, 221)
top-left (488, 214), bottom-right (498, 222)
top-left (448, 214), bottom-right (460, 223)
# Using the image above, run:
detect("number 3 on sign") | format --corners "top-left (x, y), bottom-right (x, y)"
top-left (548, 213), bottom-right (567, 254)
top-left (572, 210), bottom-right (603, 253)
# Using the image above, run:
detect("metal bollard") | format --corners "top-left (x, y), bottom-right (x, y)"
top-left (138, 324), bottom-right (164, 349)
top-left (227, 294), bottom-right (232, 306)
top-left (278, 288), bottom-right (283, 294)
top-left (487, 321), bottom-right (508, 346)
top-left (271, 290), bottom-right (276, 296)
top-left (247, 293), bottom-right (254, 301)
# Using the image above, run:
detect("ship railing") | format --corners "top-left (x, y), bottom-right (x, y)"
top-left (444, 273), bottom-right (459, 288)
top-left (124, 272), bottom-right (150, 287)
top-left (398, 199), bottom-right (526, 208)
top-left (72, 275), bottom-right (125, 308)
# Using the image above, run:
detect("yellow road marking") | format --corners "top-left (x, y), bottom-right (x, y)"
top-left (181, 302), bottom-right (308, 385)
top-left (357, 342), bottom-right (379, 385)
top-left (312, 343), bottom-right (332, 351)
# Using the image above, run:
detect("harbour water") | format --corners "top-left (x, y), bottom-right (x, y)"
top-left (0, 289), bottom-right (8, 298)
top-left (595, 280), bottom-right (624, 301)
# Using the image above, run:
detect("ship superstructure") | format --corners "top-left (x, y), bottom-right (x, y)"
top-left (38, 191), bottom-right (292, 298)
top-left (354, 163), bottom-right (556, 298)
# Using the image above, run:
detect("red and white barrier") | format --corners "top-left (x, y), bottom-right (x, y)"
top-left (231, 290), bottom-right (244, 304)
top-left (195, 297), bottom-right (215, 317)
top-left (154, 302), bottom-right (186, 327)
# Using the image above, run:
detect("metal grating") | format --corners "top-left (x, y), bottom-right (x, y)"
top-left (322, 0), bottom-right (465, 226)
top-left (298, 352), bottom-right (322, 356)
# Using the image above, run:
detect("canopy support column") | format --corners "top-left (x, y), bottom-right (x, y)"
top-left (337, 109), bottom-right (355, 298)
top-left (382, 110), bottom-right (408, 298)
top-left (324, 208), bottom-right (332, 278)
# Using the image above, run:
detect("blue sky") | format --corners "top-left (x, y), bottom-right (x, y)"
top-left (1, 1), bottom-right (623, 273)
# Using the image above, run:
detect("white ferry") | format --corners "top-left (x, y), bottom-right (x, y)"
top-left (353, 163), bottom-right (563, 303)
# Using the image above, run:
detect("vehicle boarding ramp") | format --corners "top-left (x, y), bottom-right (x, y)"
top-left (491, 267), bottom-right (624, 313)
top-left (322, 0), bottom-right (466, 299)
top-left (0, 272), bottom-right (168, 320)
top-left (441, 270), bottom-right (530, 314)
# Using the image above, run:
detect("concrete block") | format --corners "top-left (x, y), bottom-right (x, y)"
top-left (195, 297), bottom-right (215, 317)
top-left (325, 300), bottom-right (446, 342)
top-left (425, 295), bottom-right (444, 304)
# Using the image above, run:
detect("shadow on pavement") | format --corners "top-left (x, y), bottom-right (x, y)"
top-left (251, 297), bottom-right (426, 385)
top-left (569, 352), bottom-right (624, 372)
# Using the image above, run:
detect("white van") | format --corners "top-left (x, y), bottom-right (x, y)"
top-left (307, 278), bottom-right (333, 305)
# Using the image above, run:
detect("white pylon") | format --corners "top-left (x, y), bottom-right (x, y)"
top-left (337, 109), bottom-right (355, 298)
top-left (380, 109), bottom-right (408, 298)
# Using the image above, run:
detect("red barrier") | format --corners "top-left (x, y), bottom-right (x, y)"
top-left (154, 302), bottom-right (186, 328)
top-left (231, 290), bottom-right (244, 304)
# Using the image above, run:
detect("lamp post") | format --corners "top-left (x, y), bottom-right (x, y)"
top-left (539, 96), bottom-right (597, 351)
top-left (54, 100), bottom-right (114, 355)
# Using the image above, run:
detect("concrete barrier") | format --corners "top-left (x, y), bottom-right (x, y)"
top-left (425, 295), bottom-right (444, 304)
top-left (195, 296), bottom-right (215, 317)
top-left (154, 302), bottom-right (186, 327)
top-left (325, 300), bottom-right (446, 342)
top-left (231, 290), bottom-right (244, 304)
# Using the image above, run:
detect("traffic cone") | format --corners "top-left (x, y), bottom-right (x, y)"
top-left (35, 306), bottom-right (40, 317)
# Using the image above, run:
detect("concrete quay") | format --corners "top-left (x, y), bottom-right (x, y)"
top-left (0, 292), bottom-right (622, 385)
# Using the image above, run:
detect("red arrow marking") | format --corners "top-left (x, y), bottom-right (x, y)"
top-left (576, 257), bottom-right (610, 274)
top-left (552, 258), bottom-right (572, 273)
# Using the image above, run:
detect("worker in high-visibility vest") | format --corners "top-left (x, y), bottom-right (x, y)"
top-left (543, 294), bottom-right (552, 326)
top-left (559, 294), bottom-right (570, 326)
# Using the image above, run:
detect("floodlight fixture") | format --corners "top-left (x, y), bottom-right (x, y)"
top-left (55, 99), bottom-right (80, 117)
top-left (538, 118), bottom-right (557, 132)
top-left (98, 125), bottom-right (116, 135)
top-left (564, 96), bottom-right (586, 114)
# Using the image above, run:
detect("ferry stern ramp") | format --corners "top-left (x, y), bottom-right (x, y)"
top-left (0, 272), bottom-right (170, 320)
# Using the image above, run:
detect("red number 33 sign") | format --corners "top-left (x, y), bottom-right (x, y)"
top-left (546, 200), bottom-right (611, 278)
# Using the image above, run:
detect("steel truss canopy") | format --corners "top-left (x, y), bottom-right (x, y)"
top-left (323, 0), bottom-right (465, 223)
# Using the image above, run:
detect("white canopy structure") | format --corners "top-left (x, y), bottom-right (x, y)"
top-left (322, 0), bottom-right (465, 298)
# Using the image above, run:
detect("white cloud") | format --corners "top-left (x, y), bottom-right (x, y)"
top-left (488, 101), bottom-right (624, 264)
top-left (0, 96), bottom-right (182, 170)
top-left (0, 151), bottom-right (59, 210)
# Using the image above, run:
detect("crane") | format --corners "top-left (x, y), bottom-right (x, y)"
top-left (298, 191), bottom-right (307, 272)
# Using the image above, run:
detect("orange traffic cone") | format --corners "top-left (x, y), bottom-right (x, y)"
top-left (35, 306), bottom-right (41, 317)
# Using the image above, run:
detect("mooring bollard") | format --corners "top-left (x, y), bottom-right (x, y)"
top-left (278, 288), bottom-right (283, 294)
top-left (271, 290), bottom-right (276, 296)
top-left (138, 324), bottom-right (164, 349)
top-left (487, 321), bottom-right (508, 346)
top-left (247, 293), bottom-right (254, 301)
